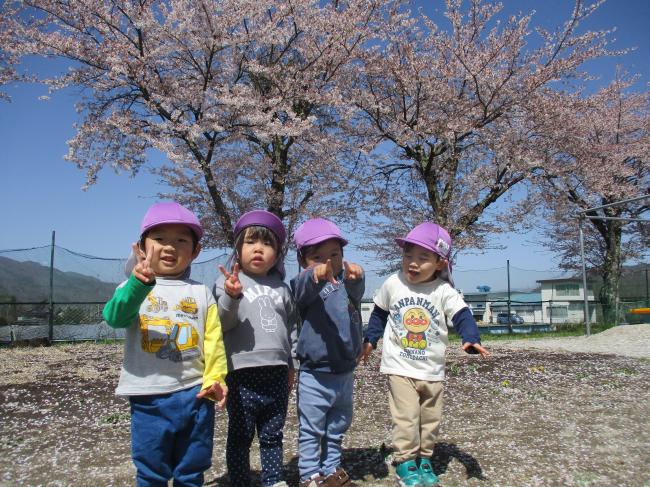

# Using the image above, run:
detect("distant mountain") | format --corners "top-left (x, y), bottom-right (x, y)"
top-left (0, 256), bottom-right (118, 302)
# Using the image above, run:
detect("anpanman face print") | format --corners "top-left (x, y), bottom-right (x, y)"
top-left (403, 308), bottom-right (430, 333)
top-left (401, 307), bottom-right (431, 350)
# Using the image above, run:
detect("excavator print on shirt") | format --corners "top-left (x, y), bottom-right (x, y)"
top-left (139, 314), bottom-right (200, 362)
top-left (146, 294), bottom-right (168, 313)
top-left (174, 297), bottom-right (198, 315)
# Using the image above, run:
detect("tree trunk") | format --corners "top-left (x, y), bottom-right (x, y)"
top-left (415, 148), bottom-right (451, 225)
top-left (200, 162), bottom-right (234, 245)
top-left (267, 136), bottom-right (290, 219)
top-left (598, 221), bottom-right (622, 324)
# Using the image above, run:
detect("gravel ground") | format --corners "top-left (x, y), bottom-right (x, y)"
top-left (486, 324), bottom-right (650, 359)
top-left (0, 326), bottom-right (649, 487)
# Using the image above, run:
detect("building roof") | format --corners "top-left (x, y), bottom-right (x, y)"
top-left (536, 277), bottom-right (593, 284)
top-left (465, 291), bottom-right (542, 303)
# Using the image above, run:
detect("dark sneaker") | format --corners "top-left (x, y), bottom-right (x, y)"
top-left (418, 458), bottom-right (439, 486)
top-left (395, 460), bottom-right (423, 487)
top-left (324, 467), bottom-right (358, 486)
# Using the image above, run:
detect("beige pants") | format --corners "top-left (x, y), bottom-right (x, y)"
top-left (388, 374), bottom-right (444, 463)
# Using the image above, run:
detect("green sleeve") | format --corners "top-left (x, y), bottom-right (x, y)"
top-left (102, 274), bottom-right (155, 329)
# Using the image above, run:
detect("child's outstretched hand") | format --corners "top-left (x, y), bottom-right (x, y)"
top-left (312, 259), bottom-right (338, 284)
top-left (462, 342), bottom-right (490, 358)
top-left (219, 263), bottom-right (243, 298)
top-left (197, 381), bottom-right (228, 409)
top-left (343, 261), bottom-right (363, 280)
top-left (359, 342), bottom-right (373, 365)
top-left (131, 242), bottom-right (155, 284)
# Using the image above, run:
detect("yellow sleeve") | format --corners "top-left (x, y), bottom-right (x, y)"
top-left (202, 302), bottom-right (228, 390)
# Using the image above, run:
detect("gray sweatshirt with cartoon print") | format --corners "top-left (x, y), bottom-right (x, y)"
top-left (213, 270), bottom-right (298, 372)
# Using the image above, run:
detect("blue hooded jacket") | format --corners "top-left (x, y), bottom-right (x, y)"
top-left (290, 267), bottom-right (365, 373)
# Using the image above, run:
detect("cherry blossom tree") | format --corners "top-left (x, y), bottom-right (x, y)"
top-left (537, 76), bottom-right (650, 322)
top-left (2, 0), bottom-right (391, 247)
top-left (349, 0), bottom-right (613, 262)
top-left (5, 0), bottom-right (640, 283)
top-left (0, 19), bottom-right (25, 101)
top-left (0, 56), bottom-right (19, 101)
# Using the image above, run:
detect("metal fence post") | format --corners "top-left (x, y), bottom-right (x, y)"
top-left (645, 267), bottom-right (650, 308)
top-left (578, 218), bottom-right (591, 336)
top-left (48, 231), bottom-right (55, 344)
top-left (507, 259), bottom-right (512, 333)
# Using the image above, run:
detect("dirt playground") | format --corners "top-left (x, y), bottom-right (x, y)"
top-left (1, 326), bottom-right (649, 486)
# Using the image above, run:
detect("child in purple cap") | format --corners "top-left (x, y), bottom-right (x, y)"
top-left (360, 222), bottom-right (490, 487)
top-left (290, 218), bottom-right (365, 487)
top-left (103, 201), bottom-right (228, 487)
top-left (212, 210), bottom-right (297, 487)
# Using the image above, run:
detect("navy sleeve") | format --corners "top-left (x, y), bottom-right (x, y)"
top-left (290, 268), bottom-right (326, 309)
top-left (364, 305), bottom-right (389, 348)
top-left (451, 307), bottom-right (481, 354)
top-left (344, 273), bottom-right (365, 304)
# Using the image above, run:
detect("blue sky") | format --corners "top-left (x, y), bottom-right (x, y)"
top-left (0, 0), bottom-right (648, 294)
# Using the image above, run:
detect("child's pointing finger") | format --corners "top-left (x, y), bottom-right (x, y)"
top-left (343, 261), bottom-right (363, 280)
top-left (325, 259), bottom-right (337, 284)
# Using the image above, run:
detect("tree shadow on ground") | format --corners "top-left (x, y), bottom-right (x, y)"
top-left (206, 442), bottom-right (485, 486)
top-left (431, 442), bottom-right (487, 481)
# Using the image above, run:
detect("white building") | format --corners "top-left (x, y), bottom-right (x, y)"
top-left (537, 278), bottom-right (597, 324)
top-left (360, 300), bottom-right (374, 325)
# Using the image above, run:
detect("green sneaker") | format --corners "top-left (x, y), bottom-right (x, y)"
top-left (395, 459), bottom-right (423, 487)
top-left (418, 458), bottom-right (439, 486)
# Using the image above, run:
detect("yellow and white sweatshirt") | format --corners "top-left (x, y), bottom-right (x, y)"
top-left (103, 274), bottom-right (227, 396)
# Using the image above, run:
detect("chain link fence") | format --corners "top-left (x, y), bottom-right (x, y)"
top-left (0, 302), bottom-right (126, 343)
top-left (1, 245), bottom-right (648, 343)
top-left (0, 244), bottom-right (227, 344)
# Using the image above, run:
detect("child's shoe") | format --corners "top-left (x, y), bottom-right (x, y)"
top-left (299, 474), bottom-right (328, 487)
top-left (417, 458), bottom-right (439, 486)
top-left (395, 459), bottom-right (423, 487)
top-left (324, 467), bottom-right (358, 486)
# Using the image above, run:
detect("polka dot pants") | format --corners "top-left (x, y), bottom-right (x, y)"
top-left (226, 365), bottom-right (289, 487)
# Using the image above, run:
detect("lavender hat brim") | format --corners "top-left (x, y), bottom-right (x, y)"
top-left (299, 233), bottom-right (348, 249)
top-left (395, 236), bottom-right (441, 257)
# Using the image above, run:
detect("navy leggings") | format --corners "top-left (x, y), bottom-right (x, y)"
top-left (226, 365), bottom-right (289, 487)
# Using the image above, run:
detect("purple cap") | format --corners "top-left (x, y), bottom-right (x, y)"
top-left (293, 218), bottom-right (348, 251)
top-left (396, 222), bottom-right (454, 285)
top-left (395, 222), bottom-right (452, 259)
top-left (233, 210), bottom-right (286, 244)
top-left (141, 202), bottom-right (203, 240)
